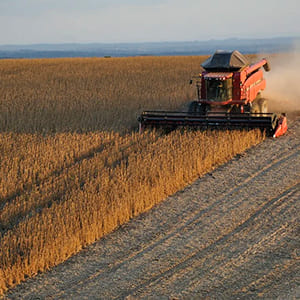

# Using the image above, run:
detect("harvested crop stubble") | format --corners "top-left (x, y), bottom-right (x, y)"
top-left (0, 56), bottom-right (263, 295)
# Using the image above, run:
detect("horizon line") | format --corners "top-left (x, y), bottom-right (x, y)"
top-left (1, 35), bottom-right (299, 47)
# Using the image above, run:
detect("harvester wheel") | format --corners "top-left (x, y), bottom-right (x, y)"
top-left (188, 101), bottom-right (197, 113)
top-left (250, 101), bottom-right (260, 114)
top-left (258, 98), bottom-right (268, 114)
top-left (188, 101), bottom-right (207, 115)
top-left (198, 104), bottom-right (207, 115)
top-left (231, 105), bottom-right (243, 113)
top-left (251, 93), bottom-right (263, 114)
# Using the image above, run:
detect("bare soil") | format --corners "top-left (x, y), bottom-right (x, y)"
top-left (6, 119), bottom-right (300, 300)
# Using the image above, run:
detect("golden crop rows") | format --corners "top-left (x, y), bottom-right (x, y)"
top-left (0, 56), bottom-right (207, 133)
top-left (0, 56), bottom-right (263, 294)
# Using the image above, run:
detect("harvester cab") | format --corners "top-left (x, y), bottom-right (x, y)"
top-left (138, 50), bottom-right (287, 138)
top-left (204, 73), bottom-right (233, 102)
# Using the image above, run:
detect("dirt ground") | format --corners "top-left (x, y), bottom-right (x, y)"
top-left (6, 118), bottom-right (300, 300)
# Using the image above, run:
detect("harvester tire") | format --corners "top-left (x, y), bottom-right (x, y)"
top-left (188, 101), bottom-right (198, 113)
top-left (258, 98), bottom-right (268, 114)
top-left (188, 101), bottom-right (206, 115)
top-left (251, 93), bottom-right (264, 114)
top-left (198, 104), bottom-right (207, 115)
top-left (250, 101), bottom-right (260, 114)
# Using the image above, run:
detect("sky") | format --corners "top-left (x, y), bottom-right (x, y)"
top-left (0, 0), bottom-right (299, 45)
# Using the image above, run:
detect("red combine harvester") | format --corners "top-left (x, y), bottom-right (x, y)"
top-left (138, 50), bottom-right (287, 137)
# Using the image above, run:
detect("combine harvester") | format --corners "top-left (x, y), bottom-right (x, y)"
top-left (138, 50), bottom-right (287, 137)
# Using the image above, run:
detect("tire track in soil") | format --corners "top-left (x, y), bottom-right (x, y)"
top-left (46, 145), bottom-right (300, 299)
top-left (159, 189), bottom-right (300, 299)
top-left (119, 182), bottom-right (300, 299)
top-left (6, 119), bottom-right (300, 299)
top-left (247, 261), bottom-right (300, 299)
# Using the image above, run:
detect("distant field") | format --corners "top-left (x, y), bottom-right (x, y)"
top-left (0, 56), bottom-right (263, 295)
top-left (0, 56), bottom-right (208, 133)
